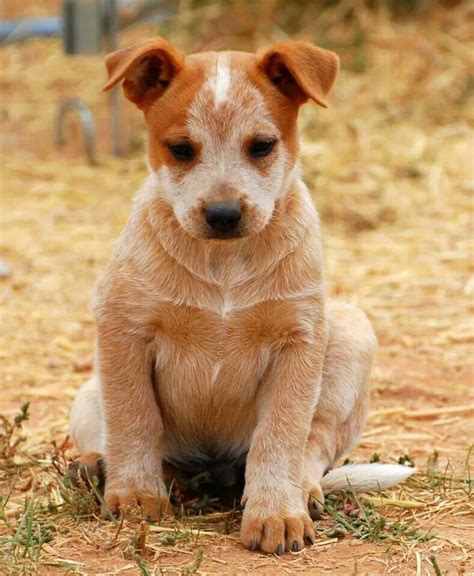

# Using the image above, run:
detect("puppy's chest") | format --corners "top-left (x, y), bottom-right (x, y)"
top-left (152, 298), bottom-right (315, 399)
top-left (155, 302), bottom-right (272, 384)
top-left (149, 294), bottom-right (320, 457)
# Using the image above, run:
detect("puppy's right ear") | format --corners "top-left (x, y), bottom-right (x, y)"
top-left (102, 37), bottom-right (184, 110)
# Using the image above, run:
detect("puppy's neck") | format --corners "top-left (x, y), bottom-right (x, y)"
top-left (139, 176), bottom-right (319, 288)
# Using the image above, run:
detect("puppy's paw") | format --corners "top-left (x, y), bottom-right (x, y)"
top-left (305, 482), bottom-right (325, 520)
top-left (103, 482), bottom-right (172, 522)
top-left (68, 452), bottom-right (105, 493)
top-left (240, 493), bottom-right (315, 554)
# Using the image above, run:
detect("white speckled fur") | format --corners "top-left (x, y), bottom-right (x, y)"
top-left (153, 54), bottom-right (289, 243)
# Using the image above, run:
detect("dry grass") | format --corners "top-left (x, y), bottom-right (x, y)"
top-left (1, 2), bottom-right (473, 574)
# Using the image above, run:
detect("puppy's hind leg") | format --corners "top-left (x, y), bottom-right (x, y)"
top-left (303, 300), bottom-right (376, 518)
top-left (69, 377), bottom-right (106, 491)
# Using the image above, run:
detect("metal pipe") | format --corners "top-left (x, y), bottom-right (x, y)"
top-left (0, 17), bottom-right (61, 43)
top-left (54, 98), bottom-right (98, 166)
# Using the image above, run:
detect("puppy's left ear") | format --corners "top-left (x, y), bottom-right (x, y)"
top-left (257, 41), bottom-right (339, 108)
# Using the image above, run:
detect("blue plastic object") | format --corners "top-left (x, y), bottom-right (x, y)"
top-left (0, 17), bottom-right (61, 43)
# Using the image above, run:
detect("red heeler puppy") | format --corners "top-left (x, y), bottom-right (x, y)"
top-left (70, 38), bottom-right (415, 554)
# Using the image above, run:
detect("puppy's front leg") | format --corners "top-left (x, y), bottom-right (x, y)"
top-left (97, 319), bottom-right (170, 520)
top-left (241, 323), bottom-right (326, 554)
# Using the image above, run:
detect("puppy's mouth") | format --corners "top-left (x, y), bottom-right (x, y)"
top-left (205, 227), bottom-right (244, 240)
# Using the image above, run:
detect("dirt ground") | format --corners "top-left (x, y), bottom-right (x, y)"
top-left (1, 2), bottom-right (473, 575)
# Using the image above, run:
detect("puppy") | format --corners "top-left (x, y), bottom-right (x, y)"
top-left (70, 38), bottom-right (415, 554)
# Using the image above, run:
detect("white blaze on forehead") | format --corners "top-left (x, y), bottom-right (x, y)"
top-left (187, 61), bottom-right (276, 144)
top-left (211, 52), bottom-right (231, 107)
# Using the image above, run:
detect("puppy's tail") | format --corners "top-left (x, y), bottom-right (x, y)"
top-left (320, 463), bottom-right (416, 495)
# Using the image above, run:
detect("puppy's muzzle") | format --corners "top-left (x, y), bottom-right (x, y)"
top-left (205, 201), bottom-right (242, 238)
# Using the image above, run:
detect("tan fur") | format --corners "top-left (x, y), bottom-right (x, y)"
top-left (70, 38), bottom-right (376, 554)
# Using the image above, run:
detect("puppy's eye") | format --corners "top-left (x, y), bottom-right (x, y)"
top-left (168, 142), bottom-right (195, 161)
top-left (249, 138), bottom-right (276, 158)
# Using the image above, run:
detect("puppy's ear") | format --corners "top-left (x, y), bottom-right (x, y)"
top-left (102, 37), bottom-right (184, 109)
top-left (257, 41), bottom-right (339, 108)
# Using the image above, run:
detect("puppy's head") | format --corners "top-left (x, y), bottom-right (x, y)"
top-left (104, 38), bottom-right (339, 240)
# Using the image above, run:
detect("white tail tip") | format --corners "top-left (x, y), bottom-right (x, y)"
top-left (320, 463), bottom-right (416, 495)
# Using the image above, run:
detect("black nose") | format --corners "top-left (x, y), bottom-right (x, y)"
top-left (205, 202), bottom-right (242, 231)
